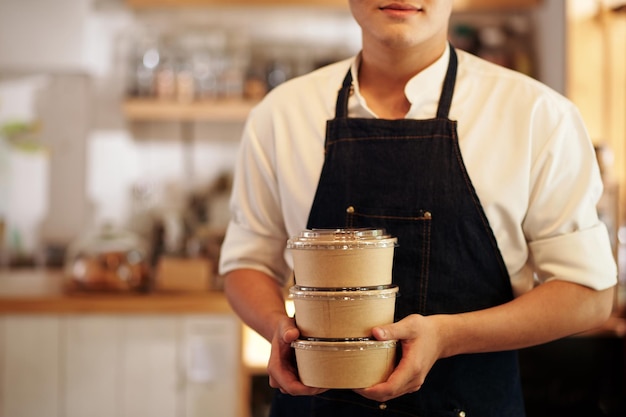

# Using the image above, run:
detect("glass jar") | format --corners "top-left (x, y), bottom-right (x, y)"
top-left (65, 223), bottom-right (151, 292)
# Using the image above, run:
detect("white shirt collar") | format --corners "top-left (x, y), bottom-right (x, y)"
top-left (348, 44), bottom-right (450, 119)
top-left (405, 44), bottom-right (450, 118)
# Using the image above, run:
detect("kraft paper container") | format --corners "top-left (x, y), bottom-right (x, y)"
top-left (290, 285), bottom-right (399, 339)
top-left (287, 229), bottom-right (397, 288)
top-left (292, 339), bottom-right (397, 389)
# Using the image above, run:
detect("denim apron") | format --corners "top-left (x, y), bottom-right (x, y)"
top-left (270, 47), bottom-right (526, 417)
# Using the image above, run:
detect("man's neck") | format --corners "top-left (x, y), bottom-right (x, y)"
top-left (357, 41), bottom-right (447, 119)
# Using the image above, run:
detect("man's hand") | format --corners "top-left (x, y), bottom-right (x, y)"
top-left (355, 282), bottom-right (615, 402)
top-left (267, 315), bottom-right (327, 396)
top-left (355, 314), bottom-right (442, 402)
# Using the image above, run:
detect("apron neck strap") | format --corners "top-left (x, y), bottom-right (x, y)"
top-left (335, 70), bottom-right (353, 119)
top-left (436, 45), bottom-right (457, 119)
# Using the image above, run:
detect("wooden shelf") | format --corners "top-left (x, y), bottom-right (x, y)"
top-left (122, 98), bottom-right (258, 122)
top-left (454, 0), bottom-right (541, 11)
top-left (127, 0), bottom-right (347, 8)
top-left (126, 0), bottom-right (540, 10)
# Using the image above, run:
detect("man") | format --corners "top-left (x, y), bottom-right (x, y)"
top-left (219, 1), bottom-right (617, 416)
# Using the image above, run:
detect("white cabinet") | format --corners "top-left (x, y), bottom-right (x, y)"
top-left (0, 314), bottom-right (241, 417)
top-left (0, 316), bottom-right (61, 417)
top-left (118, 317), bottom-right (180, 417)
top-left (64, 316), bottom-right (120, 417)
top-left (181, 316), bottom-right (242, 417)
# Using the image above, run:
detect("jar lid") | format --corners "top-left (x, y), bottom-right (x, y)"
top-left (291, 339), bottom-right (397, 351)
top-left (66, 223), bottom-right (147, 257)
top-left (289, 285), bottom-right (399, 300)
top-left (287, 228), bottom-right (397, 250)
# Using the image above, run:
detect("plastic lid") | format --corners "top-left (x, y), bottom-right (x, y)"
top-left (287, 228), bottom-right (397, 250)
top-left (289, 285), bottom-right (399, 300)
top-left (291, 339), bottom-right (397, 351)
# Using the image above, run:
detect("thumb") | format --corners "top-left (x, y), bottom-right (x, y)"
top-left (372, 315), bottom-right (419, 341)
top-left (283, 326), bottom-right (300, 343)
top-left (280, 318), bottom-right (300, 343)
top-left (372, 323), bottom-right (396, 341)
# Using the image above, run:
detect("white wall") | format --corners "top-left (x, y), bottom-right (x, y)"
top-left (532, 0), bottom-right (566, 94)
top-left (0, 0), bottom-right (91, 71)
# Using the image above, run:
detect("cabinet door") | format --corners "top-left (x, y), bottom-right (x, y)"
top-left (181, 315), bottom-right (241, 417)
top-left (65, 315), bottom-right (181, 417)
top-left (64, 316), bottom-right (120, 417)
top-left (120, 316), bottom-right (180, 417)
top-left (0, 316), bottom-right (60, 417)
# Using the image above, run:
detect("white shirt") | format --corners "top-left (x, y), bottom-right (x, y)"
top-left (219, 46), bottom-right (617, 296)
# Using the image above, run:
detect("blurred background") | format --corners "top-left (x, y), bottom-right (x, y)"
top-left (0, 0), bottom-right (624, 416)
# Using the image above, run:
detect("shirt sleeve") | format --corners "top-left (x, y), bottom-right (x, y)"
top-left (528, 224), bottom-right (615, 289)
top-left (218, 106), bottom-right (292, 285)
top-left (524, 100), bottom-right (617, 290)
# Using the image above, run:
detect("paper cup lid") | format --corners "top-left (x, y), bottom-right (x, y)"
top-left (291, 339), bottom-right (397, 351)
top-left (289, 285), bottom-right (399, 300)
top-left (287, 228), bottom-right (397, 250)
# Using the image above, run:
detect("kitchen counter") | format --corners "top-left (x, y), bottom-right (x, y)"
top-left (1, 267), bottom-right (624, 336)
top-left (0, 268), bottom-right (232, 314)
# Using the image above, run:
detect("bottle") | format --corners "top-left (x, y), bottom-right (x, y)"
top-left (133, 31), bottom-right (161, 97)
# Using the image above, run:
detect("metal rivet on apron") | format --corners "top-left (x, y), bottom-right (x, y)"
top-left (378, 403), bottom-right (387, 410)
top-left (424, 211), bottom-right (432, 219)
top-left (457, 411), bottom-right (466, 417)
top-left (346, 206), bottom-right (355, 214)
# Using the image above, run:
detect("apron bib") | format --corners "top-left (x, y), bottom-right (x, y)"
top-left (271, 47), bottom-right (526, 417)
